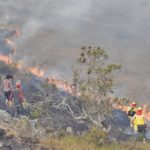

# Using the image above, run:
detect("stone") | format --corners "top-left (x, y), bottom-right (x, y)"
top-left (66, 127), bottom-right (73, 134)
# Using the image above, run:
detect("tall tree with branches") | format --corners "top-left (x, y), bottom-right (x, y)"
top-left (73, 46), bottom-right (121, 127)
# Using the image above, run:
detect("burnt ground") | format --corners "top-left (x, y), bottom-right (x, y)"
top-left (0, 62), bottom-right (91, 134)
top-left (0, 61), bottom-right (142, 150)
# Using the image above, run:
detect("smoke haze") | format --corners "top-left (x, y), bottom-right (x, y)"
top-left (0, 0), bottom-right (150, 102)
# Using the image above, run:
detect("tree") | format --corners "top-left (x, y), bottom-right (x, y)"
top-left (73, 46), bottom-right (121, 127)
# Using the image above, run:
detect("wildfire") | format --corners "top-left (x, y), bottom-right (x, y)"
top-left (112, 100), bottom-right (150, 121)
top-left (0, 55), bottom-right (44, 77)
top-left (47, 77), bottom-right (75, 94)
top-left (112, 103), bottom-right (128, 112)
top-left (15, 62), bottom-right (22, 69)
top-left (0, 54), bottom-right (23, 70)
top-left (0, 27), bottom-right (46, 78)
top-left (143, 104), bottom-right (150, 121)
top-left (2, 34), bottom-right (150, 121)
top-left (0, 55), bottom-right (12, 64)
top-left (28, 67), bottom-right (44, 77)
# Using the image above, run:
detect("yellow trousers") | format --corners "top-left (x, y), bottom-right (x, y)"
top-left (134, 124), bottom-right (138, 132)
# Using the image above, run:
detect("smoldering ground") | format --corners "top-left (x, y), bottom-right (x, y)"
top-left (0, 0), bottom-right (150, 102)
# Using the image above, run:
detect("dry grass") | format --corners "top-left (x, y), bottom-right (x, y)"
top-left (40, 136), bottom-right (99, 150)
top-left (40, 135), bottom-right (150, 150)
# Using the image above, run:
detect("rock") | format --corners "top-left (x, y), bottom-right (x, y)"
top-left (0, 109), bottom-right (15, 131)
top-left (66, 127), bottom-right (73, 134)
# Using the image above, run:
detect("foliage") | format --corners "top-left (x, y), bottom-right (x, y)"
top-left (83, 127), bottom-right (107, 145)
top-left (30, 106), bottom-right (43, 119)
top-left (73, 46), bottom-right (121, 126)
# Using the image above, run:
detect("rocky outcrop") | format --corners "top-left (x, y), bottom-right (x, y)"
top-left (0, 109), bottom-right (48, 150)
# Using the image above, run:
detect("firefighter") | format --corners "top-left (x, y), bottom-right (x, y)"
top-left (127, 102), bottom-right (137, 117)
top-left (127, 102), bottom-right (137, 126)
top-left (132, 107), bottom-right (146, 135)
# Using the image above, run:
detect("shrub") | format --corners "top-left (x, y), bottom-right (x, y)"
top-left (84, 127), bottom-right (107, 145)
top-left (30, 106), bottom-right (43, 119)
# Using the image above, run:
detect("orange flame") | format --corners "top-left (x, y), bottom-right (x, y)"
top-left (0, 55), bottom-right (12, 64)
top-left (0, 54), bottom-right (23, 69)
top-left (28, 67), bottom-right (44, 77)
top-left (0, 55), bottom-right (44, 77)
top-left (15, 62), bottom-right (22, 69)
top-left (143, 104), bottom-right (150, 121)
top-left (0, 28), bottom-right (45, 78)
top-left (113, 103), bottom-right (128, 112)
top-left (112, 100), bottom-right (150, 121)
top-left (48, 77), bottom-right (75, 94)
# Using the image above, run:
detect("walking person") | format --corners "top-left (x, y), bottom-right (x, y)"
top-left (14, 80), bottom-right (25, 116)
top-left (1, 74), bottom-right (13, 106)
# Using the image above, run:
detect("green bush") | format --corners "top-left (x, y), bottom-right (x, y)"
top-left (84, 127), bottom-right (107, 145)
top-left (30, 106), bottom-right (43, 119)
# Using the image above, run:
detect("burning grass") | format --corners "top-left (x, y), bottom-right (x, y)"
top-left (143, 104), bottom-right (150, 121)
top-left (0, 55), bottom-right (12, 64)
top-left (47, 77), bottom-right (74, 94)
top-left (0, 54), bottom-right (45, 77)
top-left (0, 27), bottom-right (45, 78)
top-left (28, 67), bottom-right (44, 77)
top-left (112, 98), bottom-right (150, 122)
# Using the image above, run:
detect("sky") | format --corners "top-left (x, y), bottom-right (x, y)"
top-left (0, 0), bottom-right (150, 102)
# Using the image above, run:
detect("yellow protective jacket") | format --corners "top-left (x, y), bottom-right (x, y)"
top-left (133, 114), bottom-right (145, 125)
top-left (132, 114), bottom-right (145, 131)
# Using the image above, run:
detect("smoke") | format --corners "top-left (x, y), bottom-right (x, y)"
top-left (0, 0), bottom-right (150, 102)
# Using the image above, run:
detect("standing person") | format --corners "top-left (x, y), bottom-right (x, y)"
top-left (127, 102), bottom-right (137, 126)
top-left (127, 102), bottom-right (137, 117)
top-left (132, 107), bottom-right (146, 133)
top-left (16, 80), bottom-right (25, 103)
top-left (1, 74), bottom-right (13, 106)
top-left (132, 107), bottom-right (146, 143)
top-left (14, 80), bottom-right (25, 116)
top-left (9, 75), bottom-right (14, 102)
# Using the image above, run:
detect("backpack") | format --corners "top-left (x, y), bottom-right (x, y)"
top-left (128, 109), bottom-right (136, 117)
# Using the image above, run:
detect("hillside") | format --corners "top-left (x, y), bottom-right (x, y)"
top-left (0, 28), bottom-right (149, 150)
top-left (0, 61), bottom-right (141, 150)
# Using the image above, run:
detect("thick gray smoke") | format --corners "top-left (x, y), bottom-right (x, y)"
top-left (0, 0), bottom-right (150, 102)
